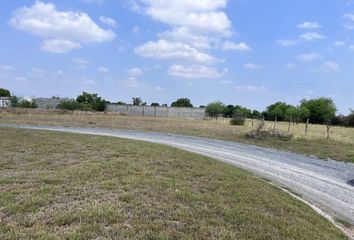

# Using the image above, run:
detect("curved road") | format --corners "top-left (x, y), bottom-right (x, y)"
top-left (1, 124), bottom-right (354, 229)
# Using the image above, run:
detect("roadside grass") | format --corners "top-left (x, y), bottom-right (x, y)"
top-left (0, 108), bottom-right (354, 163)
top-left (0, 127), bottom-right (347, 239)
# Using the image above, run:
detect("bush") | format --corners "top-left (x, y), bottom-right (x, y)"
top-left (246, 129), bottom-right (293, 141)
top-left (230, 118), bottom-right (245, 126)
top-left (10, 96), bottom-right (37, 108)
top-left (230, 113), bottom-right (245, 126)
top-left (58, 100), bottom-right (83, 111)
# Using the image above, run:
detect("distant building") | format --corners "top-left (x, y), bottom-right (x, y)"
top-left (0, 97), bottom-right (10, 108)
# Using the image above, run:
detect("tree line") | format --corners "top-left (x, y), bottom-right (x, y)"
top-left (205, 97), bottom-right (354, 128)
top-left (1, 87), bottom-right (353, 128)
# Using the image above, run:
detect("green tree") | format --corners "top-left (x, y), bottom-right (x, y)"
top-left (252, 110), bottom-right (262, 118)
top-left (171, 98), bottom-right (193, 108)
top-left (264, 102), bottom-right (293, 121)
top-left (223, 105), bottom-right (235, 118)
top-left (0, 88), bottom-right (11, 97)
top-left (300, 98), bottom-right (337, 124)
top-left (206, 101), bottom-right (225, 118)
top-left (132, 97), bottom-right (142, 106)
top-left (76, 92), bottom-right (107, 111)
top-left (234, 105), bottom-right (252, 118)
top-left (151, 103), bottom-right (160, 107)
top-left (10, 96), bottom-right (37, 108)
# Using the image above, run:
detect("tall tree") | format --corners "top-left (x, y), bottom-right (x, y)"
top-left (206, 101), bottom-right (225, 118)
top-left (0, 88), bottom-right (11, 97)
top-left (132, 97), bottom-right (142, 106)
top-left (171, 98), bottom-right (193, 108)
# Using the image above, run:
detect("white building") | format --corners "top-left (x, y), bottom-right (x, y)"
top-left (0, 97), bottom-right (10, 108)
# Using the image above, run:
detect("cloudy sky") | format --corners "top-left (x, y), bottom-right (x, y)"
top-left (0, 0), bottom-right (353, 113)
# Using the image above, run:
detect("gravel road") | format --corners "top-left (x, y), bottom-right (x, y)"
top-left (1, 124), bottom-right (354, 228)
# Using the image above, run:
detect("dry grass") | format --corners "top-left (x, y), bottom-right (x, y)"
top-left (0, 108), bottom-right (354, 163)
top-left (0, 127), bottom-right (347, 239)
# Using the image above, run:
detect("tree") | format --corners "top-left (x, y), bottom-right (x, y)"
top-left (132, 97), bottom-right (142, 106)
top-left (300, 98), bottom-right (337, 124)
top-left (76, 92), bottom-right (107, 111)
top-left (234, 105), bottom-right (252, 118)
top-left (171, 98), bottom-right (193, 108)
top-left (116, 101), bottom-right (126, 105)
top-left (347, 110), bottom-right (354, 127)
top-left (151, 103), bottom-right (160, 107)
top-left (0, 88), bottom-right (11, 97)
top-left (252, 110), bottom-right (262, 118)
top-left (206, 101), bottom-right (225, 118)
top-left (10, 96), bottom-right (37, 108)
top-left (301, 97), bottom-right (337, 139)
top-left (223, 105), bottom-right (235, 118)
top-left (263, 102), bottom-right (292, 121)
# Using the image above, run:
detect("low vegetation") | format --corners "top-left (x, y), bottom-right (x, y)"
top-left (58, 92), bottom-right (107, 112)
top-left (0, 128), bottom-right (347, 239)
top-left (0, 109), bottom-right (354, 163)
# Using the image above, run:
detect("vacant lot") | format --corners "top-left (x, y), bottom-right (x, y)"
top-left (0, 127), bottom-right (347, 239)
top-left (0, 109), bottom-right (353, 163)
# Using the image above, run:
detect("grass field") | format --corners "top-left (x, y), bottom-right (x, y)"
top-left (0, 108), bottom-right (354, 163)
top-left (0, 127), bottom-right (347, 239)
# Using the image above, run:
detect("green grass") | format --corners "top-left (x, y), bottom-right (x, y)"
top-left (1, 109), bottom-right (354, 163)
top-left (0, 127), bottom-right (347, 239)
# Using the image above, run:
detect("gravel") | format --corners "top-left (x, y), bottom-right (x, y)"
top-left (2, 124), bottom-right (353, 226)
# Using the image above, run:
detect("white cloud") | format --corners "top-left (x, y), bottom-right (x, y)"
top-left (133, 0), bottom-right (236, 67)
top-left (73, 58), bottom-right (90, 69)
top-left (132, 26), bottom-right (140, 34)
top-left (41, 39), bottom-right (82, 53)
top-left (81, 78), bottom-right (96, 85)
top-left (168, 65), bottom-right (221, 79)
top-left (222, 41), bottom-right (251, 52)
top-left (135, 39), bottom-right (215, 64)
top-left (342, 13), bottom-right (354, 30)
top-left (243, 63), bottom-right (263, 70)
top-left (297, 21), bottom-right (322, 29)
top-left (139, 0), bottom-right (231, 34)
top-left (220, 80), bottom-right (233, 84)
top-left (284, 63), bottom-right (300, 71)
top-left (158, 27), bottom-right (215, 49)
top-left (334, 41), bottom-right (347, 46)
top-left (343, 13), bottom-right (354, 21)
top-left (121, 78), bottom-right (149, 90)
top-left (299, 32), bottom-right (325, 41)
top-left (10, 1), bottom-right (115, 53)
top-left (235, 85), bottom-right (267, 93)
top-left (97, 67), bottom-right (110, 73)
top-left (127, 67), bottom-right (144, 78)
top-left (296, 52), bottom-right (323, 62)
top-left (99, 16), bottom-right (117, 28)
top-left (312, 61), bottom-right (340, 73)
top-left (276, 39), bottom-right (298, 47)
top-left (154, 86), bottom-right (165, 91)
top-left (80, 0), bottom-right (104, 4)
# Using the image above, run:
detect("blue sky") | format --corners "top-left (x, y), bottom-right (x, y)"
top-left (0, 0), bottom-right (353, 114)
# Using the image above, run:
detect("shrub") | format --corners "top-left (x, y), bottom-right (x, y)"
top-left (10, 96), bottom-right (37, 108)
top-left (58, 100), bottom-right (83, 111)
top-left (230, 113), bottom-right (245, 125)
top-left (246, 129), bottom-right (293, 141)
